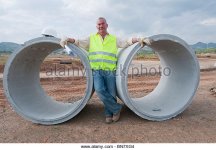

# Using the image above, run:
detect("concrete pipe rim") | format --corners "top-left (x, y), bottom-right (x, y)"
top-left (3, 37), bottom-right (93, 125)
top-left (117, 34), bottom-right (200, 121)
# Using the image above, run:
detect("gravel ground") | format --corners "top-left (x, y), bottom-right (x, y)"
top-left (0, 69), bottom-right (216, 143)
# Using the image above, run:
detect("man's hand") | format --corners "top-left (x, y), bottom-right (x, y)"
top-left (60, 36), bottom-right (69, 48)
top-left (138, 37), bottom-right (152, 47)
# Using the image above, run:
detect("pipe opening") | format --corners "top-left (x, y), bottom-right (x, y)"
top-left (3, 37), bottom-right (93, 124)
top-left (40, 51), bottom-right (87, 103)
top-left (117, 35), bottom-right (199, 121)
top-left (127, 46), bottom-right (160, 99)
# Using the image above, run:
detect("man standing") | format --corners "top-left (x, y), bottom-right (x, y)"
top-left (60, 17), bottom-right (151, 123)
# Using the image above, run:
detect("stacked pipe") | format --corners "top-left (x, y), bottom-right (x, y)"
top-left (3, 34), bottom-right (200, 125)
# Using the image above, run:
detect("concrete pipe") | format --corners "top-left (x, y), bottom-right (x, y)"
top-left (3, 37), bottom-right (93, 125)
top-left (116, 34), bottom-right (200, 121)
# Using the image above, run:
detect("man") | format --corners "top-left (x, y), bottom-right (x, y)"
top-left (60, 17), bottom-right (151, 124)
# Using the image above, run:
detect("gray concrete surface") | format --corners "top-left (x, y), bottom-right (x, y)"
top-left (3, 37), bottom-right (93, 125)
top-left (116, 34), bottom-right (200, 121)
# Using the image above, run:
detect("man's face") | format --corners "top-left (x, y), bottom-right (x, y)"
top-left (96, 19), bottom-right (108, 33)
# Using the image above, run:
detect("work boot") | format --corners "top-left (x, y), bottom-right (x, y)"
top-left (105, 116), bottom-right (113, 124)
top-left (112, 110), bottom-right (121, 122)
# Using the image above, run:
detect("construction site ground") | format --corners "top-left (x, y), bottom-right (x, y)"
top-left (0, 55), bottom-right (216, 143)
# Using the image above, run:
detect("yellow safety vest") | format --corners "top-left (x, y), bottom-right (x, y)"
top-left (88, 33), bottom-right (117, 70)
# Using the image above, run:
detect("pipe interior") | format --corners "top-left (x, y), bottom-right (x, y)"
top-left (128, 40), bottom-right (199, 118)
top-left (7, 42), bottom-right (84, 121)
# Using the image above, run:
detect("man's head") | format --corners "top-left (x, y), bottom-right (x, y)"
top-left (96, 17), bottom-right (108, 35)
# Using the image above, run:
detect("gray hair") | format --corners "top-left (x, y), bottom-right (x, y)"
top-left (97, 17), bottom-right (107, 23)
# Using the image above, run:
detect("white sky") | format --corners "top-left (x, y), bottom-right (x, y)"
top-left (0, 0), bottom-right (216, 44)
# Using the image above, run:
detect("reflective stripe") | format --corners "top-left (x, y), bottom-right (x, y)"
top-left (89, 51), bottom-right (116, 58)
top-left (90, 59), bottom-right (116, 64)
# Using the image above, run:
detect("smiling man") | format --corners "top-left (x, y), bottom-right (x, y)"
top-left (60, 17), bottom-right (151, 124)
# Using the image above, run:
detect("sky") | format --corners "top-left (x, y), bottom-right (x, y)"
top-left (0, 0), bottom-right (216, 44)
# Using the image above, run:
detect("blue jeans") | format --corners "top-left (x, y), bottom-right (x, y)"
top-left (93, 70), bottom-right (122, 117)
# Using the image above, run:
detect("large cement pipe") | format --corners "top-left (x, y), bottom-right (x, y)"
top-left (3, 34), bottom-right (200, 124)
top-left (116, 34), bottom-right (200, 121)
top-left (3, 37), bottom-right (93, 125)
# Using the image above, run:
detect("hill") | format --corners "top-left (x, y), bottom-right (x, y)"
top-left (0, 42), bottom-right (21, 53)
top-left (190, 42), bottom-right (216, 50)
top-left (0, 41), bottom-right (216, 53)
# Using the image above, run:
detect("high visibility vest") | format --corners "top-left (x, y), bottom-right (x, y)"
top-left (88, 33), bottom-right (117, 70)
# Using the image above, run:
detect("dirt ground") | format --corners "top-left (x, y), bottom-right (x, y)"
top-left (0, 57), bottom-right (216, 143)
